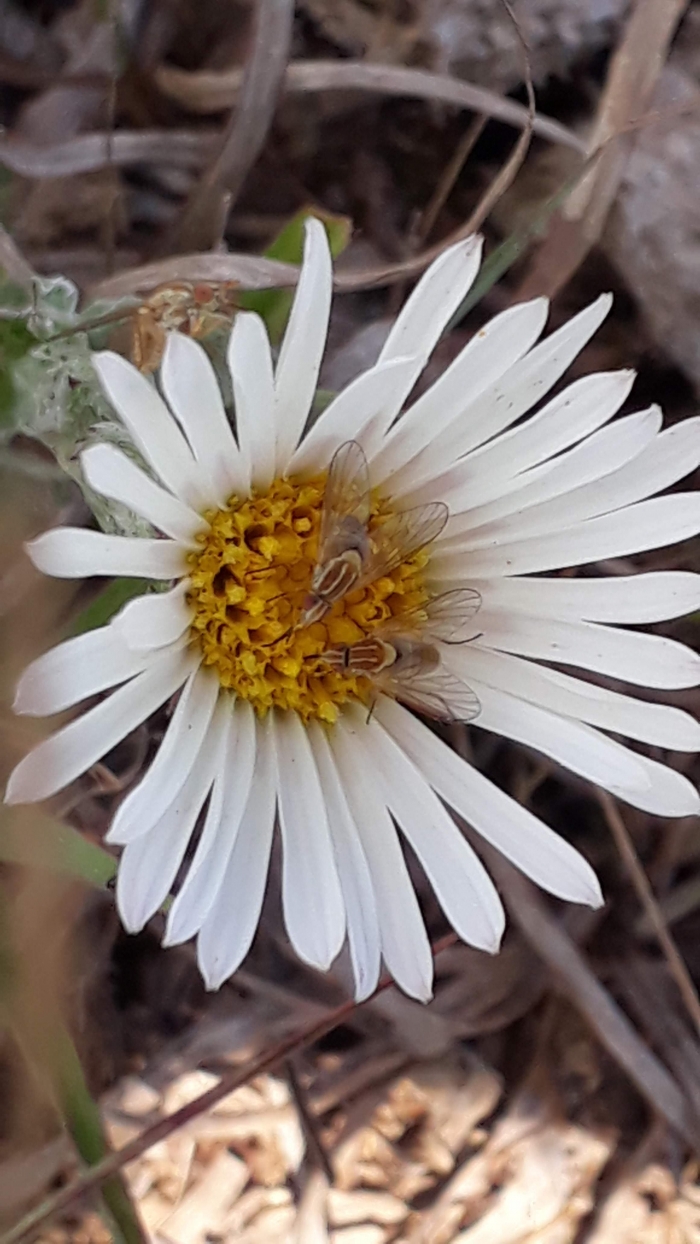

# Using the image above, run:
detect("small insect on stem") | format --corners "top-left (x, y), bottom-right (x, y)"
top-left (298, 440), bottom-right (449, 628)
top-left (321, 588), bottom-right (483, 723)
top-left (131, 281), bottom-right (239, 373)
top-left (46, 281), bottom-right (240, 375)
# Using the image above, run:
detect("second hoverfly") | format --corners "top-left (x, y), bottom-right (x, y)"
top-left (321, 588), bottom-right (483, 722)
top-left (299, 440), bottom-right (448, 626)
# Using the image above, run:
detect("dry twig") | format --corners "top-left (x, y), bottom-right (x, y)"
top-left (476, 841), bottom-right (700, 1150)
top-left (0, 934), bottom-right (458, 1244)
top-left (165, 0), bottom-right (295, 253)
top-left (516, 0), bottom-right (690, 299)
top-left (155, 58), bottom-right (584, 152)
top-left (597, 791), bottom-right (700, 1043)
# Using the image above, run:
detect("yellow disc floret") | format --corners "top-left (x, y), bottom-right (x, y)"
top-left (187, 473), bottom-right (429, 723)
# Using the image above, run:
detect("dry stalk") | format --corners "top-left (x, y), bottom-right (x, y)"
top-left (164, 0), bottom-right (294, 253)
top-left (0, 933), bottom-right (458, 1244)
top-left (597, 790), bottom-right (700, 1043)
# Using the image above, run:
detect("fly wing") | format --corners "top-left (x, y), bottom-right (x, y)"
top-left (374, 652), bottom-right (481, 723)
top-left (356, 501), bottom-right (448, 588)
top-left (369, 588), bottom-right (481, 645)
top-left (422, 588), bottom-right (482, 642)
top-left (317, 440), bottom-right (371, 564)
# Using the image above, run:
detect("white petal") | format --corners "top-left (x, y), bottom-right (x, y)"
top-left (273, 709), bottom-right (345, 969)
top-left (386, 293), bottom-right (613, 493)
top-left (471, 609), bottom-right (700, 690)
top-left (227, 313), bottom-right (275, 493)
top-left (5, 645), bottom-right (195, 805)
top-left (376, 698), bottom-right (602, 908)
top-left (288, 357), bottom-right (420, 478)
top-left (612, 754), bottom-right (700, 817)
top-left (443, 395), bottom-right (654, 537)
top-left (450, 645), bottom-right (700, 751)
top-left (114, 581), bottom-right (193, 650)
top-left (116, 731), bottom-right (219, 933)
top-left (459, 368), bottom-right (634, 489)
top-left (27, 528), bottom-right (186, 581)
top-left (274, 218), bottom-right (333, 472)
top-left (160, 331), bottom-right (246, 504)
top-left (454, 414), bottom-right (700, 549)
top-left (81, 444), bottom-right (205, 545)
top-left (378, 235), bottom-right (483, 373)
top-left (197, 713), bottom-right (277, 989)
top-left (472, 680), bottom-right (651, 793)
top-left (107, 666), bottom-right (220, 844)
top-left (308, 721), bottom-right (381, 1002)
top-left (438, 572), bottom-right (700, 625)
top-left (13, 625), bottom-right (150, 716)
top-left (362, 711), bottom-right (505, 952)
top-left (330, 714), bottom-right (434, 1001)
top-left (92, 350), bottom-right (212, 509)
top-left (370, 296), bottom-right (549, 481)
top-left (165, 698), bottom-right (257, 946)
top-left (431, 494), bottom-right (700, 578)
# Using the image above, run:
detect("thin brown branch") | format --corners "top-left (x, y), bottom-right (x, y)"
top-left (155, 58), bottom-right (585, 153)
top-left (413, 115), bottom-right (487, 248)
top-left (165, 0), bottom-right (295, 253)
top-left (597, 791), bottom-right (700, 1043)
top-left (0, 130), bottom-right (219, 178)
top-left (86, 253), bottom-right (300, 302)
top-left (461, 0), bottom-right (535, 237)
top-left (0, 934), bottom-right (457, 1244)
top-left (474, 838), bottom-right (700, 1149)
top-left (516, 0), bottom-right (690, 300)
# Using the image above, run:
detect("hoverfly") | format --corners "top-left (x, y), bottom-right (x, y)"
top-left (299, 440), bottom-right (448, 627)
top-left (130, 280), bottom-right (239, 373)
top-left (321, 587), bottom-right (482, 722)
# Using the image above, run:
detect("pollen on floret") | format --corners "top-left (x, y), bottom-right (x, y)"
top-left (186, 472), bottom-right (430, 722)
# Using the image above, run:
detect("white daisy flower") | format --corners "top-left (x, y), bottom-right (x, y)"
top-left (6, 221), bottom-right (700, 1003)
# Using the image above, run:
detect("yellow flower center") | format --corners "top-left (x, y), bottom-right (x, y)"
top-left (187, 473), bottom-right (429, 723)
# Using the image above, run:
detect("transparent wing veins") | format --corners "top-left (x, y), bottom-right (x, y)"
top-left (376, 660), bottom-right (481, 723)
top-left (317, 440), bottom-right (371, 564)
top-left (356, 501), bottom-right (448, 588)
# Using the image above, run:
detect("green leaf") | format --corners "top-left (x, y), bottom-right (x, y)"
top-left (52, 1024), bottom-right (147, 1244)
top-left (69, 577), bottom-right (152, 636)
top-left (0, 808), bottom-right (116, 888)
top-left (448, 152), bottom-right (601, 328)
top-left (0, 316), bottom-right (37, 428)
top-left (0, 272), bottom-right (32, 314)
top-left (241, 207), bottom-right (352, 342)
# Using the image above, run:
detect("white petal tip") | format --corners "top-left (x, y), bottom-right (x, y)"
top-left (568, 874), bottom-right (604, 910)
top-left (116, 895), bottom-right (150, 935)
top-left (202, 965), bottom-right (230, 991)
top-left (671, 792), bottom-right (700, 817)
top-left (456, 232), bottom-right (482, 252)
top-left (3, 780), bottom-right (25, 807)
top-left (120, 914), bottom-right (146, 935)
top-left (409, 986), bottom-right (434, 1005)
top-left (91, 349), bottom-right (125, 387)
top-left (12, 683), bottom-right (33, 715)
top-left (304, 214), bottom-right (328, 242)
top-left (586, 887), bottom-right (605, 911)
top-left (4, 761), bottom-right (43, 806)
top-left (480, 929), bottom-right (506, 955)
top-left (353, 982), bottom-right (379, 1004)
top-left (24, 534), bottom-right (48, 571)
top-left (298, 949), bottom-right (336, 973)
top-left (104, 826), bottom-right (130, 846)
